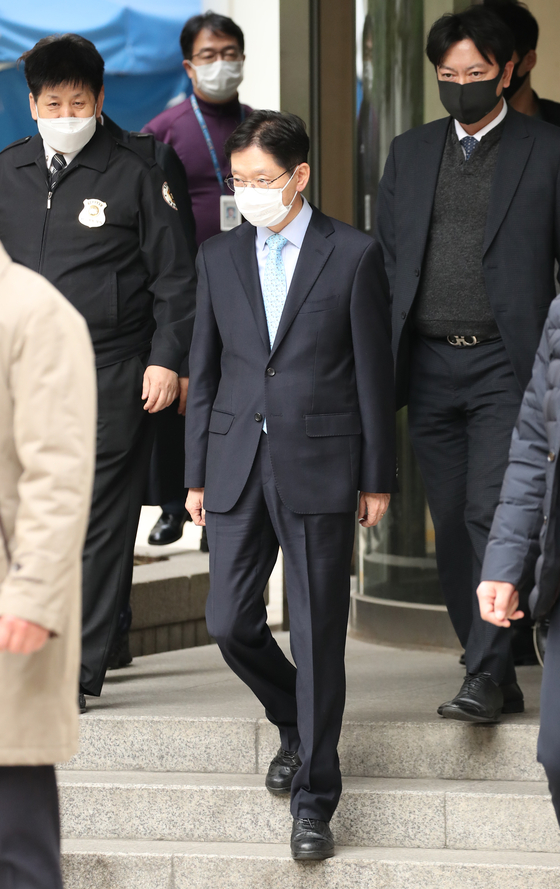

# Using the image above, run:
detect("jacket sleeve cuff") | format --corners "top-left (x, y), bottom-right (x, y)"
top-left (0, 587), bottom-right (66, 636)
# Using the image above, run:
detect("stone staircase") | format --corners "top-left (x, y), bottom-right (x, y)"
top-left (59, 636), bottom-right (560, 888)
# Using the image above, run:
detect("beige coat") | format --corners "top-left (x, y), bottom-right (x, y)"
top-left (0, 243), bottom-right (96, 765)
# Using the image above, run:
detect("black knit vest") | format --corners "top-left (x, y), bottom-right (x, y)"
top-left (413, 120), bottom-right (505, 339)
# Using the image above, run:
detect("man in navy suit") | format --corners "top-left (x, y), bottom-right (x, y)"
top-left (185, 111), bottom-right (396, 860)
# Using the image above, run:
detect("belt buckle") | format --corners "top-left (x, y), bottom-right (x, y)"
top-left (447, 335), bottom-right (479, 347)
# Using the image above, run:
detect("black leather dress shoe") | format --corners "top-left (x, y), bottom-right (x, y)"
top-left (265, 748), bottom-right (302, 795)
top-left (291, 818), bottom-right (334, 860)
top-left (438, 673), bottom-right (523, 723)
top-left (79, 693), bottom-right (86, 714)
top-left (148, 511), bottom-right (189, 546)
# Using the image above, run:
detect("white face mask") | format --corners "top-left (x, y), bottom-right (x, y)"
top-left (36, 107), bottom-right (97, 155)
top-left (234, 167), bottom-right (299, 228)
top-left (192, 60), bottom-right (244, 102)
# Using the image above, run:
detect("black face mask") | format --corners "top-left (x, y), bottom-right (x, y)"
top-left (438, 72), bottom-right (504, 125)
top-left (503, 58), bottom-right (529, 101)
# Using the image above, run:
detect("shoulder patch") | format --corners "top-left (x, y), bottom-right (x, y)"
top-left (1, 135), bottom-right (32, 154)
top-left (162, 181), bottom-right (178, 210)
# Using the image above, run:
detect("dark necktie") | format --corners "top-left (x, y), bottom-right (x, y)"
top-left (49, 152), bottom-right (67, 189)
top-left (460, 135), bottom-right (478, 161)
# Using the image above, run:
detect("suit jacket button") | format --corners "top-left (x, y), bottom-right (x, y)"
top-left (414, 268), bottom-right (420, 277)
top-left (548, 451), bottom-right (556, 462)
top-left (401, 311), bottom-right (407, 320)
top-left (254, 413), bottom-right (263, 422)
top-left (266, 367), bottom-right (276, 376)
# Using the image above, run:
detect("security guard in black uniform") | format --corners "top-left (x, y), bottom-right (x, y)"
top-left (0, 34), bottom-right (196, 711)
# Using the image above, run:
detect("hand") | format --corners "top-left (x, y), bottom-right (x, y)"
top-left (0, 615), bottom-right (50, 654)
top-left (477, 581), bottom-right (524, 627)
top-left (142, 365), bottom-right (179, 413)
top-left (358, 492), bottom-right (391, 528)
top-left (186, 488), bottom-right (205, 526)
top-left (178, 377), bottom-right (189, 416)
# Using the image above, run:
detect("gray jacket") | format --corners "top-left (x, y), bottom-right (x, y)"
top-left (482, 295), bottom-right (560, 619)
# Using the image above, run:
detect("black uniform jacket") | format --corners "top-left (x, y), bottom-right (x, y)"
top-left (184, 207), bottom-right (397, 515)
top-left (376, 108), bottom-right (560, 408)
top-left (0, 123), bottom-right (196, 373)
top-left (102, 114), bottom-right (198, 265)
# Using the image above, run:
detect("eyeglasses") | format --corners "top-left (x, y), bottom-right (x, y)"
top-left (225, 169), bottom-right (294, 193)
top-left (191, 48), bottom-right (243, 63)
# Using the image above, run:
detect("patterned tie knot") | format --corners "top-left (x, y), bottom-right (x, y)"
top-left (50, 153), bottom-right (66, 173)
top-left (460, 135), bottom-right (478, 161)
top-left (266, 233), bottom-right (288, 254)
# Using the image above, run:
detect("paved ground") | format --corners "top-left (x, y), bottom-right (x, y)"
top-left (90, 633), bottom-right (542, 724)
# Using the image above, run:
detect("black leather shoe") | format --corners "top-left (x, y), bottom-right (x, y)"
top-left (291, 818), bottom-right (334, 860)
top-left (438, 674), bottom-right (525, 719)
top-left (148, 511), bottom-right (189, 546)
top-left (107, 631), bottom-right (133, 670)
top-left (79, 693), bottom-right (86, 714)
top-left (265, 748), bottom-right (302, 795)
top-left (439, 673), bottom-right (508, 723)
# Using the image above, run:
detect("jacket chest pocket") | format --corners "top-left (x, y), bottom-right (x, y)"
top-left (299, 295), bottom-right (339, 314)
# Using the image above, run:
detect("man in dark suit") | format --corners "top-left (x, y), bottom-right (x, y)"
top-left (185, 110), bottom-right (396, 860)
top-left (376, 5), bottom-right (560, 723)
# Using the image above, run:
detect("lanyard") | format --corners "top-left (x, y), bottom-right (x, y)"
top-left (190, 93), bottom-right (245, 196)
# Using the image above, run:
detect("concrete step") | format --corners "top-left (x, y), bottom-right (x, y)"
top-left (61, 839), bottom-right (560, 889)
top-left (66, 713), bottom-right (544, 782)
top-left (129, 551), bottom-right (211, 657)
top-left (57, 771), bottom-right (559, 853)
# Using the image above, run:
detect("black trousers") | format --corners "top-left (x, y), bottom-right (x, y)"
top-left (538, 597), bottom-right (560, 824)
top-left (144, 401), bottom-right (186, 509)
top-left (408, 337), bottom-right (523, 685)
top-left (0, 766), bottom-right (62, 889)
top-left (205, 435), bottom-right (355, 822)
top-left (81, 355), bottom-right (154, 695)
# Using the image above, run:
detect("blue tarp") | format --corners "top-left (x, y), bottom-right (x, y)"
top-left (0, 0), bottom-right (200, 148)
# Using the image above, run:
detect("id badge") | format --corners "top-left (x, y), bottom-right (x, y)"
top-left (220, 194), bottom-right (241, 231)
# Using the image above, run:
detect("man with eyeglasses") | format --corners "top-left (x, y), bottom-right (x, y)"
top-left (143, 11), bottom-right (252, 549)
top-left (185, 110), bottom-right (396, 859)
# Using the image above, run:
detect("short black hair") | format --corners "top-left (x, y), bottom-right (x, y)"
top-left (483, 0), bottom-right (539, 59)
top-left (180, 12), bottom-right (244, 60)
top-left (426, 5), bottom-right (515, 71)
top-left (20, 34), bottom-right (104, 100)
top-left (225, 110), bottom-right (310, 170)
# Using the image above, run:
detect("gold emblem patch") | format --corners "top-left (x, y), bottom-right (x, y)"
top-left (78, 199), bottom-right (107, 228)
top-left (162, 181), bottom-right (178, 210)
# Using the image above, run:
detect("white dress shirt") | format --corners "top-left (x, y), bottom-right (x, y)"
top-left (255, 194), bottom-right (313, 430)
top-left (454, 98), bottom-right (508, 157)
top-left (255, 195), bottom-right (313, 292)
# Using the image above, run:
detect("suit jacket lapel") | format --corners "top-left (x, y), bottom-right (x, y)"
top-left (483, 110), bottom-right (534, 255)
top-left (270, 208), bottom-right (334, 358)
top-left (230, 223), bottom-right (271, 351)
top-left (409, 118), bottom-right (450, 264)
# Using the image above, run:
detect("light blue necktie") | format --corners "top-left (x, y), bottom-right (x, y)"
top-left (261, 233), bottom-right (288, 432)
top-left (262, 232), bottom-right (288, 349)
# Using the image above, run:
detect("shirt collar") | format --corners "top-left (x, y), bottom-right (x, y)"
top-left (42, 139), bottom-right (81, 170)
top-left (256, 195), bottom-right (313, 251)
top-left (454, 98), bottom-right (508, 143)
